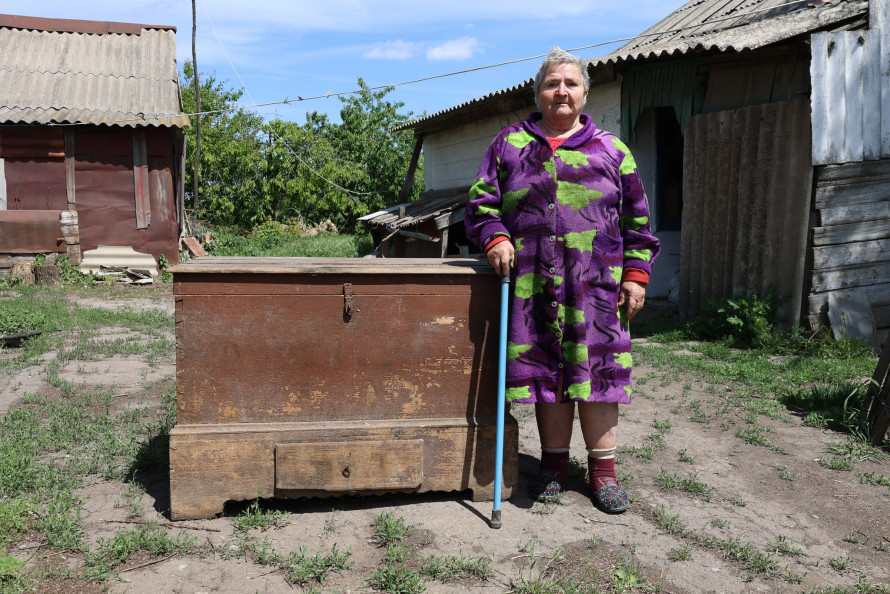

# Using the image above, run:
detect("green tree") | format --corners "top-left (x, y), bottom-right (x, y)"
top-left (180, 61), bottom-right (265, 227)
top-left (179, 67), bottom-right (423, 233)
top-left (324, 79), bottom-right (424, 218)
top-left (261, 119), bottom-right (364, 230)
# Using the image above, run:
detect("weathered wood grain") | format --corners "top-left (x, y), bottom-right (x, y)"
top-left (812, 238), bottom-right (890, 269)
top-left (813, 220), bottom-right (890, 246)
top-left (276, 439), bottom-right (423, 491)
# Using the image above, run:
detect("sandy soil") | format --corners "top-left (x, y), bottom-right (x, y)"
top-left (2, 288), bottom-right (889, 593)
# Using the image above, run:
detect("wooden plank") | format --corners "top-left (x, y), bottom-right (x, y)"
top-left (816, 158), bottom-right (890, 183)
top-left (815, 179), bottom-right (890, 209)
top-left (169, 256), bottom-right (494, 276)
top-left (397, 135), bottom-right (424, 203)
top-left (276, 439), bottom-right (423, 491)
top-left (813, 238), bottom-right (890, 268)
top-left (820, 201), bottom-right (890, 226)
top-left (64, 129), bottom-right (75, 207)
top-left (826, 33), bottom-right (847, 165)
top-left (808, 282), bottom-right (890, 315)
top-left (862, 32), bottom-right (882, 160)
top-left (878, 0), bottom-right (890, 159)
top-left (810, 32), bottom-right (830, 166)
top-left (0, 157), bottom-right (6, 210)
top-left (812, 219), bottom-right (890, 246)
top-left (810, 261), bottom-right (890, 292)
top-left (169, 420), bottom-right (518, 520)
top-left (843, 31), bottom-right (865, 164)
top-left (132, 129), bottom-right (150, 229)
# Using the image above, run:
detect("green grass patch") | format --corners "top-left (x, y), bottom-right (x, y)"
top-left (655, 469), bottom-right (714, 501)
top-left (207, 226), bottom-right (373, 258)
top-left (84, 522), bottom-right (198, 580)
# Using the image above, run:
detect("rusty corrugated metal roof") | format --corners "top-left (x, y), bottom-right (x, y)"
top-left (398, 0), bottom-right (867, 132)
top-left (0, 15), bottom-right (189, 128)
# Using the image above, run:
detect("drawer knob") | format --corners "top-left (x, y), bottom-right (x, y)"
top-left (342, 465), bottom-right (351, 478)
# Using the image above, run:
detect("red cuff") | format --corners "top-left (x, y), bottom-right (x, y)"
top-left (484, 236), bottom-right (511, 254)
top-left (622, 268), bottom-right (649, 285)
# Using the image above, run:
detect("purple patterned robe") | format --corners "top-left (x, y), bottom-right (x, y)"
top-left (465, 113), bottom-right (659, 404)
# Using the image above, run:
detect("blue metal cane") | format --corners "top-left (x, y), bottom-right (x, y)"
top-left (490, 271), bottom-right (510, 529)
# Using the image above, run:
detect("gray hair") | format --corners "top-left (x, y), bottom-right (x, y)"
top-left (532, 47), bottom-right (590, 106)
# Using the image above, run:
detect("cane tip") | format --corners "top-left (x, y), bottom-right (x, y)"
top-left (490, 509), bottom-right (502, 529)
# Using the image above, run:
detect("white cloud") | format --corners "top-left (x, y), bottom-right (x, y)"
top-left (426, 36), bottom-right (482, 61)
top-left (363, 40), bottom-right (418, 60)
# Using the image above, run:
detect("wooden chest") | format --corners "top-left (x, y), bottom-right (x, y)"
top-left (168, 257), bottom-right (518, 520)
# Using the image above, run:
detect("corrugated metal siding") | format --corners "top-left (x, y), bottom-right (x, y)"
top-left (680, 99), bottom-right (812, 322)
top-left (811, 0), bottom-right (890, 165)
top-left (615, 0), bottom-right (865, 60)
top-left (808, 158), bottom-right (890, 341)
top-left (0, 27), bottom-right (188, 127)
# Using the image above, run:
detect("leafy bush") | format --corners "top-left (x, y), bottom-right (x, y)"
top-left (691, 289), bottom-right (785, 347)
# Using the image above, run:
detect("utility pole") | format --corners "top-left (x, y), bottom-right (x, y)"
top-left (191, 0), bottom-right (201, 227)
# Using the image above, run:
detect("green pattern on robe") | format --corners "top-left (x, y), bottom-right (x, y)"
top-left (506, 386), bottom-right (532, 402)
top-left (563, 342), bottom-right (589, 365)
top-left (558, 305), bottom-right (585, 325)
top-left (502, 188), bottom-right (529, 214)
top-left (555, 148), bottom-right (590, 169)
top-left (614, 352), bottom-right (633, 369)
top-left (469, 178), bottom-right (496, 201)
top-left (507, 342), bottom-right (532, 361)
top-left (515, 237), bottom-right (524, 252)
top-left (624, 385), bottom-right (633, 397)
top-left (506, 130), bottom-right (536, 149)
top-left (564, 230), bottom-right (598, 253)
top-left (611, 138), bottom-right (637, 175)
top-left (514, 273), bottom-right (545, 299)
top-left (566, 380), bottom-right (592, 401)
top-left (624, 249), bottom-right (652, 262)
top-left (620, 213), bottom-right (649, 230)
top-left (554, 275), bottom-right (564, 287)
top-left (610, 266), bottom-right (623, 284)
top-left (544, 159), bottom-right (556, 177)
top-left (557, 181), bottom-right (603, 210)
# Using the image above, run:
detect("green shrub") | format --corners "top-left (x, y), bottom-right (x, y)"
top-left (691, 289), bottom-right (785, 347)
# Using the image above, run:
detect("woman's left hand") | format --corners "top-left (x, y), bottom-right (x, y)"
top-left (618, 281), bottom-right (646, 320)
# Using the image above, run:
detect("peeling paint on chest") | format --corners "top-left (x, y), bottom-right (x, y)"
top-left (431, 316), bottom-right (455, 325)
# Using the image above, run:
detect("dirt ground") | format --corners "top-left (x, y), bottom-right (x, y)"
top-left (3, 286), bottom-right (889, 593)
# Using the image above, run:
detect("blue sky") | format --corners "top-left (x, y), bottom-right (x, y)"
top-left (10, 1), bottom-right (685, 124)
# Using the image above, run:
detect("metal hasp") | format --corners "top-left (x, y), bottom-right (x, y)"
top-left (168, 257), bottom-right (519, 520)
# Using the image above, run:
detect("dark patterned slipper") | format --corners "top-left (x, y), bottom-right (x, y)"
top-left (591, 479), bottom-right (629, 513)
top-left (529, 476), bottom-right (564, 502)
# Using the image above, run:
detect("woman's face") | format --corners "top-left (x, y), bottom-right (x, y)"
top-left (536, 62), bottom-right (588, 125)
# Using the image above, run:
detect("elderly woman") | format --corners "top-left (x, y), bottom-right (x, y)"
top-left (465, 47), bottom-right (659, 513)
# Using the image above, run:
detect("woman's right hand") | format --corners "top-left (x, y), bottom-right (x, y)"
top-left (486, 241), bottom-right (514, 277)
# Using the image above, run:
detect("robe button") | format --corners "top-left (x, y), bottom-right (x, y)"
top-left (549, 267), bottom-right (555, 274)
top-left (549, 235), bottom-right (556, 241)
top-left (548, 203), bottom-right (555, 210)
top-left (558, 363), bottom-right (564, 369)
top-left (551, 301), bottom-right (558, 308)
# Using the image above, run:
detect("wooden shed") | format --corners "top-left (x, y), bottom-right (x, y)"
top-left (395, 0), bottom-right (890, 343)
top-left (0, 14), bottom-right (189, 276)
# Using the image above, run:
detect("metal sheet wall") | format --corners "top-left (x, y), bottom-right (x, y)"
top-left (680, 99), bottom-right (812, 323)
top-left (811, 0), bottom-right (890, 166)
